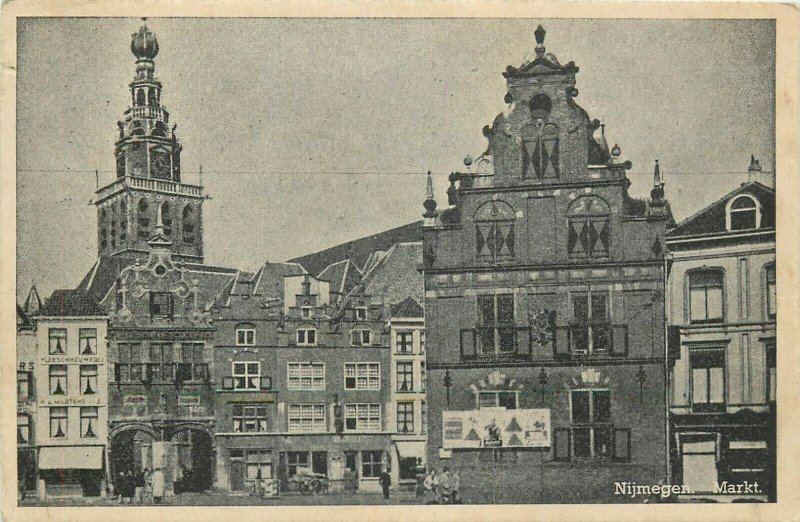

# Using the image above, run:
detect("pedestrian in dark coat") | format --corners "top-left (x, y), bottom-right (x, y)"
top-left (379, 469), bottom-right (391, 499)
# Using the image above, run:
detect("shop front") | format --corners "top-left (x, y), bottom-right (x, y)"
top-left (37, 445), bottom-right (106, 498)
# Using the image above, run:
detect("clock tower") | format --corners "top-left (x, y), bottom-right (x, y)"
top-left (94, 20), bottom-right (205, 263)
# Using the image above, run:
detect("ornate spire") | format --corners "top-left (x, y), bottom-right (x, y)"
top-left (650, 159), bottom-right (665, 204)
top-left (534, 25), bottom-right (546, 58)
top-left (423, 171), bottom-right (438, 221)
top-left (131, 18), bottom-right (159, 61)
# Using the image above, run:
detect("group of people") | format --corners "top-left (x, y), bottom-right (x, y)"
top-left (422, 467), bottom-right (460, 504)
top-left (115, 468), bottom-right (165, 504)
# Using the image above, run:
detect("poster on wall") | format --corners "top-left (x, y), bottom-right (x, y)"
top-left (442, 408), bottom-right (550, 449)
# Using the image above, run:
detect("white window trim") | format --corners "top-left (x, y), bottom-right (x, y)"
top-left (287, 403), bottom-right (326, 433)
top-left (232, 361), bottom-right (261, 390)
top-left (301, 306), bottom-right (312, 319)
top-left (344, 403), bottom-right (382, 432)
top-left (287, 362), bottom-right (326, 391)
top-left (355, 307), bottom-right (368, 321)
top-left (395, 330), bottom-right (415, 354)
top-left (296, 328), bottom-right (317, 346)
top-left (350, 329), bottom-right (372, 346)
top-left (725, 194), bottom-right (762, 231)
top-left (343, 362), bottom-right (381, 390)
top-left (236, 328), bottom-right (256, 346)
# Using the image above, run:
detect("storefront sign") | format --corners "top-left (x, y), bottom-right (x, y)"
top-left (123, 395), bottom-right (147, 405)
top-left (442, 407), bottom-right (550, 449)
top-left (41, 356), bottom-right (104, 364)
top-left (39, 397), bottom-right (101, 406)
top-left (178, 394), bottom-right (200, 405)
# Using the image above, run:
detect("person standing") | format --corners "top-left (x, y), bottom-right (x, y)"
top-left (142, 468), bottom-right (152, 503)
top-left (151, 468), bottom-right (165, 504)
top-left (379, 468), bottom-right (391, 500)
top-left (423, 469), bottom-right (438, 504)
top-left (439, 467), bottom-right (453, 504)
top-left (134, 468), bottom-right (145, 504)
top-left (451, 469), bottom-right (460, 504)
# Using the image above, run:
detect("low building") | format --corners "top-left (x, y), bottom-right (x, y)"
top-left (666, 175), bottom-right (776, 502)
top-left (34, 290), bottom-right (109, 499)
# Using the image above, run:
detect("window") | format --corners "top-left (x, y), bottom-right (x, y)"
top-left (80, 407), bottom-right (98, 438)
top-left (245, 450), bottom-right (272, 481)
top-left (17, 371), bottom-right (32, 401)
top-left (287, 363), bottom-right (325, 390)
top-left (49, 329), bottom-right (67, 355)
top-left (287, 451), bottom-right (310, 476)
top-left (351, 329), bottom-right (372, 346)
top-left (344, 403), bottom-right (381, 431)
top-left (475, 200), bottom-right (515, 261)
top-left (18, 415), bottom-right (30, 444)
top-left (115, 342), bottom-right (142, 383)
top-left (147, 342), bottom-right (174, 384)
top-left (49, 365), bottom-right (67, 395)
top-left (567, 196), bottom-right (610, 258)
top-left (176, 342), bottom-right (208, 382)
top-left (421, 400), bottom-right (427, 435)
top-left (288, 404), bottom-right (326, 433)
top-left (421, 362), bottom-right (426, 392)
top-left (232, 404), bottom-right (268, 432)
top-left (397, 402), bottom-right (414, 434)
top-left (236, 326), bottom-right (255, 346)
top-left (767, 342), bottom-right (776, 403)
top-left (571, 292), bottom-right (610, 355)
top-left (361, 450), bottom-right (384, 478)
top-left (149, 292), bottom-right (174, 319)
top-left (182, 205), bottom-right (195, 244)
top-left (396, 332), bottom-right (413, 354)
top-left (477, 294), bottom-right (516, 356)
top-left (355, 307), bottom-right (368, 321)
top-left (80, 365), bottom-right (98, 395)
top-left (344, 363), bottom-right (380, 390)
top-left (233, 362), bottom-right (261, 390)
top-left (119, 200), bottom-right (127, 241)
top-left (690, 350), bottom-right (725, 413)
top-left (138, 199), bottom-right (150, 239)
top-left (689, 270), bottom-right (724, 324)
top-left (570, 389), bottom-right (612, 458)
top-left (727, 195), bottom-right (760, 231)
top-left (50, 407), bottom-right (68, 438)
top-left (477, 390), bottom-right (518, 409)
top-left (420, 332), bottom-right (425, 353)
top-left (301, 307), bottom-right (312, 319)
top-left (396, 362), bottom-right (414, 392)
top-left (765, 264), bottom-right (776, 319)
top-left (296, 328), bottom-right (317, 346)
top-left (79, 329), bottom-right (97, 355)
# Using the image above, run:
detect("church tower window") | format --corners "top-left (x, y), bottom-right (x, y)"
top-left (161, 201), bottom-right (172, 236)
top-left (137, 199), bottom-right (150, 239)
top-left (183, 205), bottom-right (195, 244)
top-left (119, 200), bottom-right (127, 242)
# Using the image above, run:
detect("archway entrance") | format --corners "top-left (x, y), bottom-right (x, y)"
top-left (171, 428), bottom-right (213, 493)
top-left (110, 429), bottom-right (155, 476)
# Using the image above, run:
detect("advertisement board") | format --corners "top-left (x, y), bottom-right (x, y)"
top-left (442, 408), bottom-right (550, 449)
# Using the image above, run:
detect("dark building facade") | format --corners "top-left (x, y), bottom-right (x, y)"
top-left (420, 26), bottom-right (673, 503)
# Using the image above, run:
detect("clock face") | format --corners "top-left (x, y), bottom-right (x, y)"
top-left (151, 153), bottom-right (170, 179)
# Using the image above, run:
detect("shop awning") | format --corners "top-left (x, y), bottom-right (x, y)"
top-left (395, 441), bottom-right (426, 459)
top-left (39, 446), bottom-right (104, 470)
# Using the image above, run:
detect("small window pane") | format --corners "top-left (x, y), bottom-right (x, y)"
top-left (593, 391), bottom-right (611, 422)
top-left (692, 368), bottom-right (708, 403)
top-left (709, 367), bottom-right (724, 403)
top-left (571, 391), bottom-right (590, 423)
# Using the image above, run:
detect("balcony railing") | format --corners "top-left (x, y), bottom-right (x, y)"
top-left (96, 176), bottom-right (203, 201)
top-left (124, 106), bottom-right (170, 122)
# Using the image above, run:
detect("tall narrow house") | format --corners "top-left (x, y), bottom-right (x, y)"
top-left (421, 25), bottom-right (673, 503)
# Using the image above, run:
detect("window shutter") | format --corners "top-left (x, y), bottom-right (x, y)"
top-left (553, 428), bottom-right (571, 461)
top-left (612, 428), bottom-right (631, 462)
top-left (610, 325), bottom-right (628, 357)
top-left (460, 329), bottom-right (476, 360)
top-left (554, 326), bottom-right (570, 359)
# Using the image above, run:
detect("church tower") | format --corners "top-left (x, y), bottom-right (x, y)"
top-left (95, 20), bottom-right (205, 263)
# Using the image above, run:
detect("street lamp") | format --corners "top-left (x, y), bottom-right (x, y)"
top-left (443, 370), bottom-right (452, 408)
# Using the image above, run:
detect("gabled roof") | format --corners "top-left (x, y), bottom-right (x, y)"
top-left (289, 221), bottom-right (423, 276)
top-left (251, 261), bottom-right (307, 301)
top-left (668, 181), bottom-right (775, 238)
top-left (362, 242), bottom-right (424, 307)
top-left (391, 296), bottom-right (423, 318)
top-left (319, 259), bottom-right (363, 297)
top-left (40, 289), bottom-right (105, 317)
top-left (23, 285), bottom-right (42, 315)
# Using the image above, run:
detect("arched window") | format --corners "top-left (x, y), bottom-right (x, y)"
top-left (136, 89), bottom-right (145, 106)
top-left (119, 200), bottom-right (127, 242)
top-left (726, 194), bottom-right (761, 231)
top-left (152, 122), bottom-right (167, 138)
top-left (567, 196), bottom-right (610, 258)
top-left (109, 205), bottom-right (117, 249)
top-left (687, 269), bottom-right (724, 324)
top-left (182, 205), bottom-right (195, 244)
top-left (99, 209), bottom-right (107, 249)
top-left (161, 201), bottom-right (172, 236)
top-left (474, 200), bottom-right (515, 261)
top-left (148, 87), bottom-right (156, 107)
top-left (137, 199), bottom-right (150, 240)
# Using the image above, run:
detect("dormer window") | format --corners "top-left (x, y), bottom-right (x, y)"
top-left (726, 194), bottom-right (761, 231)
top-left (297, 327), bottom-right (317, 346)
top-left (351, 330), bottom-right (371, 346)
top-left (355, 307), bottom-right (367, 321)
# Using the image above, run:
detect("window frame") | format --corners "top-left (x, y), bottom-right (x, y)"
top-left (232, 361), bottom-right (261, 390)
top-left (79, 328), bottom-right (97, 355)
top-left (48, 328), bottom-right (67, 355)
top-left (236, 326), bottom-right (256, 346)
top-left (569, 388), bottom-right (613, 459)
top-left (396, 361), bottom-right (414, 392)
top-left (689, 349), bottom-right (726, 413)
top-left (361, 450), bottom-right (384, 478)
top-left (344, 362), bottom-right (381, 390)
top-left (232, 403), bottom-right (269, 433)
top-left (350, 329), bottom-right (372, 347)
top-left (570, 290), bottom-right (611, 356)
top-left (726, 194), bottom-right (761, 231)
top-left (765, 263), bottom-right (776, 320)
top-left (17, 414), bottom-right (30, 444)
top-left (344, 403), bottom-right (382, 432)
top-left (355, 307), bottom-right (368, 321)
top-left (287, 403), bottom-right (326, 433)
top-left (79, 364), bottom-right (98, 395)
top-left (476, 293), bottom-right (516, 357)
top-left (475, 390), bottom-right (519, 409)
top-left (80, 407), bottom-right (99, 439)
top-left (567, 196), bottom-right (611, 259)
top-left (287, 362), bottom-right (325, 391)
top-left (395, 331), bottom-right (414, 354)
top-left (17, 371), bottom-right (33, 401)
top-left (49, 364), bottom-right (67, 395)
top-left (396, 401), bottom-right (415, 434)
top-left (149, 291), bottom-right (174, 320)
top-left (296, 327), bottom-right (317, 346)
top-left (49, 406), bottom-right (68, 438)
top-left (687, 269), bottom-right (725, 324)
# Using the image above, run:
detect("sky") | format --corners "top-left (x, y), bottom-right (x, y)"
top-left (16, 18), bottom-right (775, 302)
